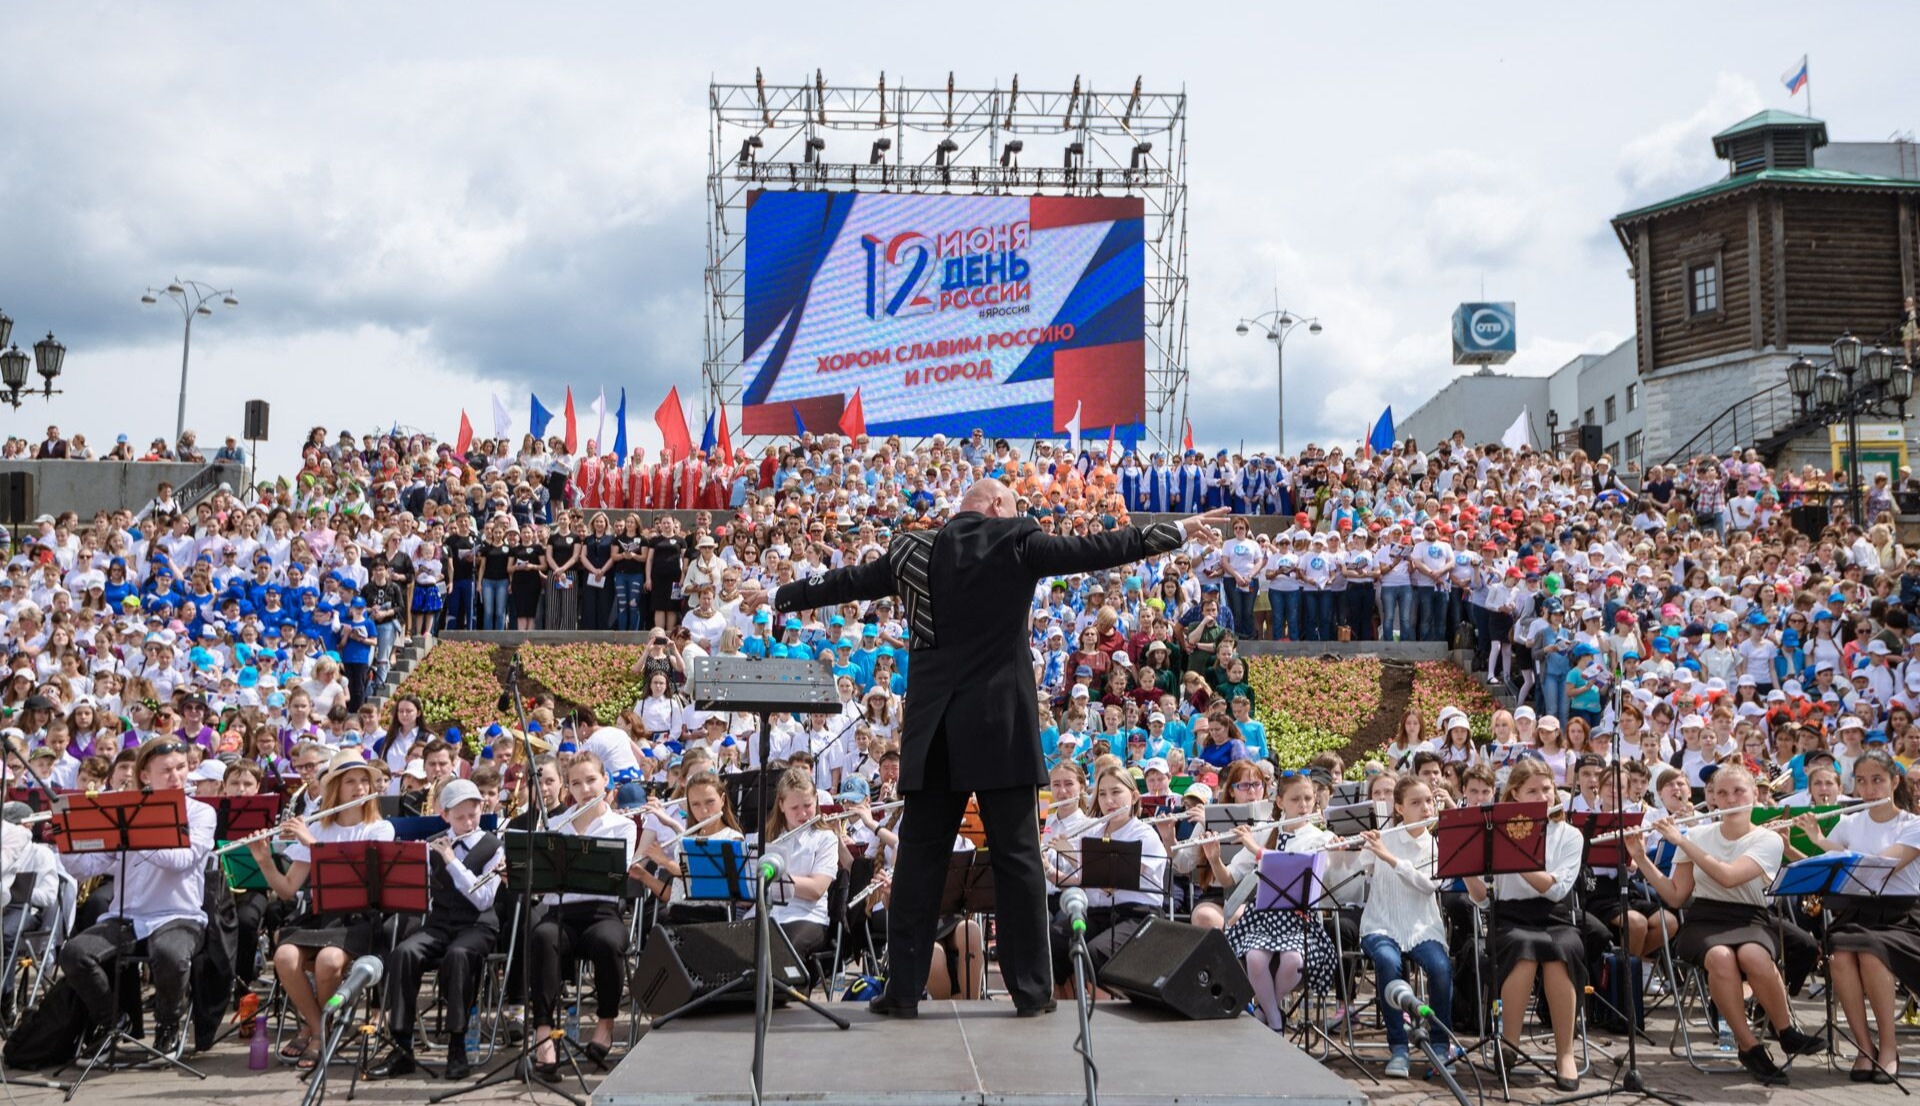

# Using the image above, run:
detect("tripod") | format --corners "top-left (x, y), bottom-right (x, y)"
top-left (433, 657), bottom-right (585, 1106)
top-left (1547, 677), bottom-right (1685, 1106)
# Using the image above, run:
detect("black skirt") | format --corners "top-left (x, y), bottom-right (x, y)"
top-left (1828, 895), bottom-right (1920, 992)
top-left (1673, 899), bottom-right (1778, 964)
top-left (1491, 896), bottom-right (1586, 987)
top-left (277, 910), bottom-right (383, 957)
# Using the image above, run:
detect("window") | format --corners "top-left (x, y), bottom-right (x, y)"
top-left (1606, 441), bottom-right (1619, 461)
top-left (1583, 407), bottom-right (1596, 426)
top-left (1605, 396), bottom-right (1617, 424)
top-left (1688, 262), bottom-right (1719, 316)
top-left (1625, 431), bottom-right (1642, 467)
top-left (1626, 383), bottom-right (1638, 412)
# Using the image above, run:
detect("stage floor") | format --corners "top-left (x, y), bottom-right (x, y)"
top-left (594, 1000), bottom-right (1366, 1106)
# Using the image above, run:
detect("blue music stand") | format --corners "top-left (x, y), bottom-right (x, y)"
top-left (680, 837), bottom-right (752, 903)
top-left (1769, 850), bottom-right (1903, 1086)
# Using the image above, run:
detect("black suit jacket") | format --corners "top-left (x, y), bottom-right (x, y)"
top-left (775, 512), bottom-right (1183, 792)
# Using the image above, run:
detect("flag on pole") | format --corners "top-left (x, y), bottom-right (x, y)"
top-left (530, 393), bottom-right (554, 439)
top-left (715, 404), bottom-right (733, 464)
top-left (1367, 407), bottom-right (1395, 456)
top-left (1065, 401), bottom-right (1083, 453)
top-left (592, 388), bottom-right (607, 454)
top-left (838, 388), bottom-right (866, 439)
top-left (699, 410), bottom-right (718, 455)
top-left (655, 386), bottom-right (692, 462)
top-left (1105, 424), bottom-right (1117, 463)
top-left (1782, 54), bottom-right (1809, 96)
top-left (792, 405), bottom-right (807, 438)
top-left (490, 393), bottom-right (512, 440)
top-left (612, 388), bottom-right (628, 467)
top-left (1182, 418), bottom-right (1194, 453)
top-left (562, 387), bottom-right (578, 454)
top-left (1501, 406), bottom-right (1534, 450)
top-left (454, 410), bottom-right (473, 457)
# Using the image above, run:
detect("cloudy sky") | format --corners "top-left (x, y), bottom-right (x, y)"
top-left (1, 3), bottom-right (1907, 475)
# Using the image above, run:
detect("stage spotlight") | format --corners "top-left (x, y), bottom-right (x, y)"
top-left (739, 135), bottom-right (763, 166)
top-left (1000, 139), bottom-right (1023, 168)
top-left (869, 137), bottom-right (892, 165)
top-left (804, 136), bottom-right (826, 163)
top-left (1131, 142), bottom-right (1153, 170)
top-left (935, 138), bottom-right (958, 166)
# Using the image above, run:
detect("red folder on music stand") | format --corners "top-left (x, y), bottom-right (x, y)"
top-left (199, 793), bottom-right (283, 841)
top-left (310, 841), bottom-right (432, 914)
top-left (1435, 801), bottom-right (1550, 880)
top-left (1568, 810), bottom-right (1636, 870)
top-left (50, 789), bottom-right (189, 854)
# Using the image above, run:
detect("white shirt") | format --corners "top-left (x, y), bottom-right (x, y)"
top-left (584, 726), bottom-right (643, 777)
top-left (1359, 828), bottom-right (1447, 950)
top-left (62, 791), bottom-right (216, 939)
top-left (755, 825), bottom-right (838, 926)
top-left (1475, 820), bottom-right (1581, 905)
top-left (440, 828), bottom-right (505, 913)
top-left (1679, 822), bottom-right (1783, 907)
top-left (1081, 816), bottom-right (1169, 910)
top-left (0, 820), bottom-right (63, 916)
top-left (285, 815), bottom-right (396, 866)
top-left (542, 808), bottom-right (637, 907)
top-left (1827, 808), bottom-right (1920, 897)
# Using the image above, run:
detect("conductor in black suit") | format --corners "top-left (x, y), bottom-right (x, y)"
top-left (749, 478), bottom-right (1225, 1016)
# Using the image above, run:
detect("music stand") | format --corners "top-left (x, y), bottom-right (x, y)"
top-left (51, 789), bottom-right (207, 1090)
top-left (501, 830), bottom-right (630, 898)
top-left (203, 793), bottom-right (282, 840)
top-left (1079, 838), bottom-right (1145, 896)
top-left (1435, 801), bottom-right (1550, 1095)
top-left (1203, 801), bottom-right (1274, 866)
top-left (302, 841), bottom-right (433, 1100)
top-left (1139, 794), bottom-right (1178, 819)
top-left (1769, 851), bottom-right (1905, 1087)
top-left (939, 850), bottom-right (996, 999)
top-left (1324, 801), bottom-right (1380, 839)
top-left (681, 837), bottom-right (752, 904)
top-left (1569, 811), bottom-right (1636, 872)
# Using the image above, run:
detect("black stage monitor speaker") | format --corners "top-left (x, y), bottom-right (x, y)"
top-left (632, 919), bottom-right (807, 1015)
top-left (1098, 916), bottom-right (1252, 1020)
top-left (1577, 423), bottom-right (1603, 459)
top-left (244, 399), bottom-right (270, 442)
top-left (0, 472), bottom-right (32, 525)
top-left (1789, 504), bottom-right (1828, 539)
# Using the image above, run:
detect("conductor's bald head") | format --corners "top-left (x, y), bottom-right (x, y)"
top-left (958, 478), bottom-right (1017, 518)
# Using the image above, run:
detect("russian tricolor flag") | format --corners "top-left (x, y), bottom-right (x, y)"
top-left (1781, 55), bottom-right (1808, 96)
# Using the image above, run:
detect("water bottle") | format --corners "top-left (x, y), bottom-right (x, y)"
top-left (1717, 1022), bottom-right (1734, 1052)
top-left (248, 1014), bottom-right (270, 1070)
top-left (566, 1004), bottom-right (580, 1041)
top-left (465, 1006), bottom-right (481, 1054)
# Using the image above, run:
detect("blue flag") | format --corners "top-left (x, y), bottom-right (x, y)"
top-left (1368, 407), bottom-right (1395, 455)
top-left (529, 393), bottom-right (554, 439)
top-left (699, 411), bottom-right (717, 455)
top-left (613, 388), bottom-right (628, 468)
top-left (792, 405), bottom-right (807, 437)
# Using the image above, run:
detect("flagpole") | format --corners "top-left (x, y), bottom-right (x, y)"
top-left (1805, 56), bottom-right (1812, 118)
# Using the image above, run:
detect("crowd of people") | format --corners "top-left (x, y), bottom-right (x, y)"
top-left (1, 418), bottom-right (1919, 1090)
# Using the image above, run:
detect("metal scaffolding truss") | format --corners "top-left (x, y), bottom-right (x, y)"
top-left (704, 71), bottom-right (1189, 450)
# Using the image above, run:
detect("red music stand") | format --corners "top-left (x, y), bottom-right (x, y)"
top-left (199, 793), bottom-right (284, 841)
top-left (309, 841), bottom-right (432, 915)
top-left (1435, 801), bottom-right (1550, 880)
top-left (1569, 810), bottom-right (1636, 870)
top-left (50, 789), bottom-right (189, 855)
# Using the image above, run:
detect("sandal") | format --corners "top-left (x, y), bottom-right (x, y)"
top-left (279, 1033), bottom-right (312, 1062)
top-left (295, 1039), bottom-right (323, 1071)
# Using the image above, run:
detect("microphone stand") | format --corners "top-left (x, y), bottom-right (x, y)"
top-left (1066, 901), bottom-right (1098, 1106)
top-left (433, 655), bottom-right (582, 1106)
top-left (1547, 667), bottom-right (1687, 1106)
top-left (1405, 1000), bottom-right (1471, 1106)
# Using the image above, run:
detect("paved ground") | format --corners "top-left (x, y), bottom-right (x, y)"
top-left (0, 989), bottom-right (1905, 1105)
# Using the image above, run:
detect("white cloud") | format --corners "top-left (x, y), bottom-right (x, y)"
top-left (1617, 74), bottom-right (1765, 203)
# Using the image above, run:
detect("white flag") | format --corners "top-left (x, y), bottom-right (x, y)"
top-left (1501, 406), bottom-right (1534, 451)
top-left (491, 393), bottom-right (512, 440)
top-left (1065, 401), bottom-right (1083, 453)
top-left (592, 387), bottom-right (607, 455)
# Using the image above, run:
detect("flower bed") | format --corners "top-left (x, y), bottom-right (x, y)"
top-left (518, 643), bottom-right (651, 724)
top-left (395, 641), bottom-right (654, 731)
top-left (396, 640), bottom-right (511, 729)
top-left (1245, 656), bottom-right (1385, 768)
top-left (1406, 660), bottom-right (1503, 743)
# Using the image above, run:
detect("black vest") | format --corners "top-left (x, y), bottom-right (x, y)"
top-left (430, 832), bottom-right (502, 931)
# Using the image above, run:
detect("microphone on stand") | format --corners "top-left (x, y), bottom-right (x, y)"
top-left (1383, 978), bottom-right (1431, 1021)
top-left (758, 851), bottom-right (787, 885)
top-left (325, 955), bottom-right (385, 1012)
top-left (1060, 887), bottom-right (1090, 935)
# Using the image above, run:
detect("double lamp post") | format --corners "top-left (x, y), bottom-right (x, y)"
top-left (1786, 331), bottom-right (1915, 523)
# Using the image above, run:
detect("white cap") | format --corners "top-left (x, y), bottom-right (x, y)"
top-left (1143, 757), bottom-right (1170, 775)
top-left (191, 760), bottom-right (227, 782)
top-left (1183, 782), bottom-right (1214, 804)
top-left (436, 778), bottom-right (482, 812)
top-left (1513, 705), bottom-right (1536, 722)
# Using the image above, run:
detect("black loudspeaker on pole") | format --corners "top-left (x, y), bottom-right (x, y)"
top-left (244, 400), bottom-right (270, 442)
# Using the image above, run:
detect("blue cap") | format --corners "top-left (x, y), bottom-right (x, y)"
top-left (1652, 637), bottom-right (1672, 653)
top-left (838, 775), bottom-right (871, 802)
top-left (1572, 643), bottom-right (1598, 658)
top-left (267, 691), bottom-right (287, 707)
top-left (1867, 729), bottom-right (1890, 744)
top-left (753, 610), bottom-right (772, 625)
top-left (1829, 591), bottom-right (1847, 603)
top-left (447, 727), bottom-right (462, 743)
top-left (783, 617), bottom-right (803, 631)
top-left (829, 615), bottom-right (846, 626)
top-left (558, 741), bottom-right (578, 754)
top-left (486, 723), bottom-right (504, 737)
top-left (238, 666), bottom-right (258, 688)
top-left (350, 597), bottom-right (367, 608)
top-left (1710, 622), bottom-right (1728, 634)
top-left (837, 637), bottom-right (855, 649)
top-left (1782, 628), bottom-right (1801, 647)
top-left (1814, 610), bottom-right (1833, 622)
top-left (1746, 611), bottom-right (1768, 626)
top-left (1075, 664), bottom-right (1094, 677)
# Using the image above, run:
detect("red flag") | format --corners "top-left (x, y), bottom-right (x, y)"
top-left (716, 404), bottom-right (734, 465)
top-left (1182, 418), bottom-right (1194, 453)
top-left (562, 387), bottom-right (578, 454)
top-left (455, 409), bottom-right (473, 456)
top-left (655, 386), bottom-right (693, 463)
top-left (838, 387), bottom-right (867, 439)
top-left (1105, 424), bottom-right (1117, 463)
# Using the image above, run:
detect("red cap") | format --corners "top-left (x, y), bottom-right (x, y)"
top-left (1506, 567), bottom-right (1523, 579)
top-left (1294, 512), bottom-right (1311, 524)
top-left (1336, 518), bottom-right (1353, 530)
top-left (1615, 610), bottom-right (1635, 623)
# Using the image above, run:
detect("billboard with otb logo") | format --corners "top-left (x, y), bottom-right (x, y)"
top-left (739, 191), bottom-right (1146, 439)
top-left (1451, 302), bottom-right (1517, 365)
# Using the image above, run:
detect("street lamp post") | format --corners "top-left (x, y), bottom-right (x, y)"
top-left (1235, 295), bottom-right (1322, 455)
top-left (1784, 331), bottom-right (1915, 525)
top-left (142, 280), bottom-right (239, 445)
top-left (1545, 409), bottom-right (1560, 458)
top-left (0, 309), bottom-right (67, 409)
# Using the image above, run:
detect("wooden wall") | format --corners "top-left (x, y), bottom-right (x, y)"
top-left (1781, 192), bottom-right (1908, 345)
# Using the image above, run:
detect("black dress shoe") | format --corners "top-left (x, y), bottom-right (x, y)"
top-left (532, 1058), bottom-right (563, 1081)
top-left (867, 997), bottom-right (920, 1019)
top-left (366, 1048), bottom-right (418, 1079)
top-left (442, 1053), bottom-right (472, 1082)
top-left (1776, 1024), bottom-right (1826, 1057)
top-left (1737, 1043), bottom-right (1789, 1087)
top-left (581, 1040), bottom-right (613, 1066)
top-left (152, 1021), bottom-right (184, 1061)
top-left (1015, 1000), bottom-right (1059, 1017)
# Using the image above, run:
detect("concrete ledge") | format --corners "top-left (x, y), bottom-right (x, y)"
top-left (0, 459), bottom-right (244, 518)
top-left (1238, 640), bottom-right (1450, 661)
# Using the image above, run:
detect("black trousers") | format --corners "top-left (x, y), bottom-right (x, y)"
top-left (386, 920), bottom-right (497, 1043)
top-left (529, 900), bottom-right (627, 1026)
top-left (60, 917), bottom-right (203, 1026)
top-left (883, 723), bottom-right (1051, 1009)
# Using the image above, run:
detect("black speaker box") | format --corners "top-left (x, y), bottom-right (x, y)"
top-left (632, 919), bottom-right (808, 1015)
top-left (0, 472), bottom-right (31, 524)
top-left (244, 399), bottom-right (270, 442)
top-left (1098, 916), bottom-right (1251, 1020)
top-left (1577, 423), bottom-right (1603, 459)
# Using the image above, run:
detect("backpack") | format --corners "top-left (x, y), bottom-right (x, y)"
top-left (1, 977), bottom-right (88, 1070)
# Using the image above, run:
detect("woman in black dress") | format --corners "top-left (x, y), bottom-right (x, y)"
top-left (508, 524), bottom-right (547, 630)
top-left (544, 511), bottom-right (581, 631)
top-left (645, 514), bottom-right (685, 632)
top-left (580, 512), bottom-right (616, 631)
